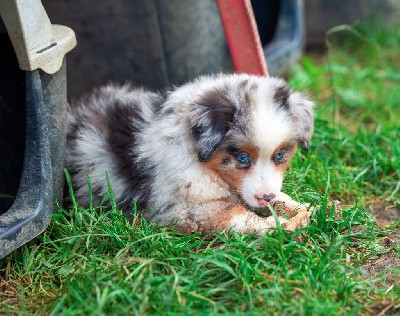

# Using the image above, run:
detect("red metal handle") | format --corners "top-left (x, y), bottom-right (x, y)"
top-left (216, 0), bottom-right (268, 76)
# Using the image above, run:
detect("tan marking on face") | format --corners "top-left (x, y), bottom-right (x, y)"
top-left (202, 143), bottom-right (260, 193)
top-left (272, 141), bottom-right (298, 173)
top-left (241, 143), bottom-right (259, 160)
top-left (202, 149), bottom-right (245, 193)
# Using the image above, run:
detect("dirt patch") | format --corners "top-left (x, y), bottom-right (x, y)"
top-left (360, 198), bottom-right (400, 287)
top-left (366, 300), bottom-right (400, 316)
top-left (361, 252), bottom-right (400, 286)
top-left (367, 197), bottom-right (400, 229)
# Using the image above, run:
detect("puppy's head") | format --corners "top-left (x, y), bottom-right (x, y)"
top-left (185, 74), bottom-right (314, 208)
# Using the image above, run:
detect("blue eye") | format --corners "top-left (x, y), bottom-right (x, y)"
top-left (236, 152), bottom-right (250, 164)
top-left (275, 151), bottom-right (284, 161)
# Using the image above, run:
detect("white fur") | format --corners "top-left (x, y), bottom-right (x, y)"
top-left (241, 162), bottom-right (284, 207)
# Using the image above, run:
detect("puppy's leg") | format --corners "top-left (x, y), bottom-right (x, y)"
top-left (170, 204), bottom-right (288, 236)
top-left (227, 206), bottom-right (288, 236)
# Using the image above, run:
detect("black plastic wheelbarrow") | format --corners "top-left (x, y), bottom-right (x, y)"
top-left (0, 0), bottom-right (76, 258)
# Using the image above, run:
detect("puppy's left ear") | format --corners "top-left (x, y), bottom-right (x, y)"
top-left (190, 99), bottom-right (236, 162)
top-left (288, 92), bottom-right (314, 150)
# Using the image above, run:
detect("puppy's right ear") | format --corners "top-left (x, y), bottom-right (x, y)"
top-left (288, 92), bottom-right (314, 150)
top-left (189, 94), bottom-right (236, 162)
top-left (273, 82), bottom-right (314, 150)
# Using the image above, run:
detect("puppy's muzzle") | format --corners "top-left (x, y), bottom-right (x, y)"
top-left (263, 194), bottom-right (276, 202)
top-left (256, 193), bottom-right (276, 206)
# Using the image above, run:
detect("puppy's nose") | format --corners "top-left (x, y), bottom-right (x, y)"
top-left (263, 194), bottom-right (276, 202)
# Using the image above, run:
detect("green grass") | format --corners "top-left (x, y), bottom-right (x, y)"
top-left (1, 23), bottom-right (399, 315)
top-left (288, 22), bottom-right (400, 207)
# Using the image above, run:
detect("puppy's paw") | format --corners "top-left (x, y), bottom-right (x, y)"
top-left (273, 192), bottom-right (311, 218)
top-left (255, 216), bottom-right (288, 236)
top-left (281, 210), bottom-right (311, 231)
top-left (272, 201), bottom-right (299, 218)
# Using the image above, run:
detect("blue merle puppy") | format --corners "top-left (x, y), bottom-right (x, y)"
top-left (66, 74), bottom-right (314, 235)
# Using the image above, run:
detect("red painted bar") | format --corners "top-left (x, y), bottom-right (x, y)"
top-left (216, 0), bottom-right (268, 75)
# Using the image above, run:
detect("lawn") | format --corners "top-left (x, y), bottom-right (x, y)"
top-left (1, 23), bottom-right (399, 315)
